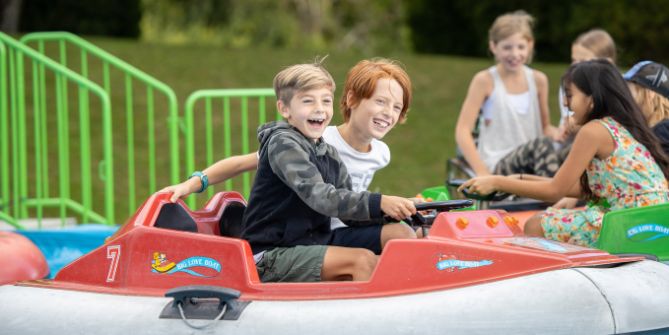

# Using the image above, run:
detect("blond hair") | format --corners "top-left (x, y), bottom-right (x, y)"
top-left (488, 10), bottom-right (535, 62)
top-left (488, 10), bottom-right (535, 43)
top-left (629, 82), bottom-right (669, 127)
top-left (573, 29), bottom-right (617, 64)
top-left (273, 57), bottom-right (335, 105)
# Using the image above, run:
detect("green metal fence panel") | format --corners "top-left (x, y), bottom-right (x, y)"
top-left (183, 88), bottom-right (278, 208)
top-left (21, 32), bottom-right (180, 219)
top-left (0, 32), bottom-right (114, 227)
top-left (0, 40), bottom-right (15, 227)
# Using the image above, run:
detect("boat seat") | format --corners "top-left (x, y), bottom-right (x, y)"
top-left (597, 202), bottom-right (669, 262)
top-left (154, 203), bottom-right (198, 233)
top-left (219, 201), bottom-right (246, 238)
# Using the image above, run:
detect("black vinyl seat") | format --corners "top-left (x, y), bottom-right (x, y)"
top-left (154, 203), bottom-right (198, 233)
top-left (219, 201), bottom-right (246, 238)
top-left (153, 200), bottom-right (246, 237)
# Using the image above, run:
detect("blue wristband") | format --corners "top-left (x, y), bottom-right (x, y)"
top-left (190, 171), bottom-right (208, 193)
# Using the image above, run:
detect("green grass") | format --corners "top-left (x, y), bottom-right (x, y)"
top-left (89, 36), bottom-right (568, 198)
top-left (8, 35), bottom-right (568, 223)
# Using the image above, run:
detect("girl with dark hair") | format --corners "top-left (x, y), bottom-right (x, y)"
top-left (459, 59), bottom-right (669, 247)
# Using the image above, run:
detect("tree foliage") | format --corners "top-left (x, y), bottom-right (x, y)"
top-left (140, 0), bottom-right (411, 54)
top-left (407, 0), bottom-right (669, 65)
top-left (19, 0), bottom-right (140, 37)
top-left (12, 0), bottom-right (669, 64)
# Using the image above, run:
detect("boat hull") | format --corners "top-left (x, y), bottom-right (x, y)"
top-left (2, 260), bottom-right (668, 335)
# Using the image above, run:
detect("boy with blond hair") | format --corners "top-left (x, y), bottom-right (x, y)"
top-left (239, 60), bottom-right (415, 282)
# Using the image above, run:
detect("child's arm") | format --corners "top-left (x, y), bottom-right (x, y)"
top-left (161, 152), bottom-right (258, 202)
top-left (268, 135), bottom-right (415, 222)
top-left (330, 149), bottom-right (416, 222)
top-left (534, 70), bottom-right (559, 139)
top-left (459, 121), bottom-right (610, 202)
top-left (455, 71), bottom-right (493, 176)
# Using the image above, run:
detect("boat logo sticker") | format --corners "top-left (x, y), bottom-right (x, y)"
top-left (151, 252), bottom-right (221, 277)
top-left (436, 254), bottom-right (493, 272)
top-left (626, 223), bottom-right (669, 242)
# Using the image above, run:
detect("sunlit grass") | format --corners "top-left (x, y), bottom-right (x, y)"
top-left (81, 37), bottom-right (569, 212)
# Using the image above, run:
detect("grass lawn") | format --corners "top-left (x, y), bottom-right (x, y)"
top-left (13, 35), bottom-right (569, 222)
top-left (92, 36), bottom-right (569, 202)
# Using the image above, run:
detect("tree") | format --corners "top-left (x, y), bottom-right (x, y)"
top-left (0, 0), bottom-right (22, 33)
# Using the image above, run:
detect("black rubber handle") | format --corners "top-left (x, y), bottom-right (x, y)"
top-left (383, 199), bottom-right (473, 223)
top-left (446, 178), bottom-right (510, 202)
top-left (166, 285), bottom-right (241, 307)
top-left (415, 200), bottom-right (473, 211)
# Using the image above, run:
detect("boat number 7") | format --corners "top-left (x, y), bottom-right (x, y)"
top-left (106, 245), bottom-right (121, 282)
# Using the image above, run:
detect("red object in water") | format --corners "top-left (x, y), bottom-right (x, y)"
top-left (0, 231), bottom-right (49, 284)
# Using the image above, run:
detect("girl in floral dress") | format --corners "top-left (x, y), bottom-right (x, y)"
top-left (459, 59), bottom-right (669, 247)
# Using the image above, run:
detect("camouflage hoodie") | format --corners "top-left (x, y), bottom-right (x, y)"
top-left (241, 121), bottom-right (383, 254)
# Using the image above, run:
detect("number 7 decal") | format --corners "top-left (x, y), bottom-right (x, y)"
top-left (106, 245), bottom-right (121, 282)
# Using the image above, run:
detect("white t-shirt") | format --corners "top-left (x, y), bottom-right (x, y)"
top-left (322, 126), bottom-right (390, 229)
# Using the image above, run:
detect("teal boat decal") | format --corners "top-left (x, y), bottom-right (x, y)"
top-left (436, 256), bottom-right (493, 271)
top-left (626, 223), bottom-right (669, 242)
top-left (151, 252), bottom-right (221, 277)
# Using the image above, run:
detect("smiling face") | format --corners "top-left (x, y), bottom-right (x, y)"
top-left (347, 78), bottom-right (404, 141)
top-left (278, 86), bottom-right (334, 141)
top-left (564, 83), bottom-right (593, 125)
top-left (490, 32), bottom-right (533, 73)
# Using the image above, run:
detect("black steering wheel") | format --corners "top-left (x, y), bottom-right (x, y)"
top-left (386, 199), bottom-right (473, 226)
top-left (447, 178), bottom-right (511, 202)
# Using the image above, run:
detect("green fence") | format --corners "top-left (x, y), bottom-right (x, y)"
top-left (0, 32), bottom-right (114, 228)
top-left (20, 32), bottom-right (180, 219)
top-left (183, 88), bottom-right (278, 208)
top-left (1, 32), bottom-right (281, 226)
top-left (0, 40), bottom-right (14, 227)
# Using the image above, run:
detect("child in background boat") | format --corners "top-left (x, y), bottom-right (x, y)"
top-left (459, 60), bottom-right (669, 247)
top-left (625, 61), bottom-right (669, 156)
top-left (496, 29), bottom-right (618, 180)
top-left (454, 10), bottom-right (554, 177)
top-left (162, 58), bottom-right (418, 252)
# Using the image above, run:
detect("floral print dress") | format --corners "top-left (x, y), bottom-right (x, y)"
top-left (541, 117), bottom-right (669, 247)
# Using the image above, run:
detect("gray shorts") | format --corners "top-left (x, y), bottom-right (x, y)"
top-left (256, 245), bottom-right (327, 282)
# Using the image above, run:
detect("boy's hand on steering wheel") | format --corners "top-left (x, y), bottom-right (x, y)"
top-left (381, 195), bottom-right (417, 221)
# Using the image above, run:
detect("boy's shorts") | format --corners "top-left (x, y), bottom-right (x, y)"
top-left (256, 245), bottom-right (327, 282)
top-left (328, 224), bottom-right (383, 254)
top-left (256, 224), bottom-right (383, 282)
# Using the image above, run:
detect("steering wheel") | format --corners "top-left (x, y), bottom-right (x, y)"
top-left (386, 199), bottom-right (473, 226)
top-left (447, 178), bottom-right (511, 202)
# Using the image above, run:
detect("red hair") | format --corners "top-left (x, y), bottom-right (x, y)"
top-left (340, 58), bottom-right (412, 123)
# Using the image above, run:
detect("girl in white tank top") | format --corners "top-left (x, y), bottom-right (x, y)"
top-left (478, 65), bottom-right (543, 170)
top-left (454, 10), bottom-right (552, 176)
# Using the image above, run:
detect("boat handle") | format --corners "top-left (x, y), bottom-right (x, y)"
top-left (165, 285), bottom-right (241, 330)
top-left (166, 285), bottom-right (241, 307)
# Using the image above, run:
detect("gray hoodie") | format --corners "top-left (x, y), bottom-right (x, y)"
top-left (241, 121), bottom-right (383, 254)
